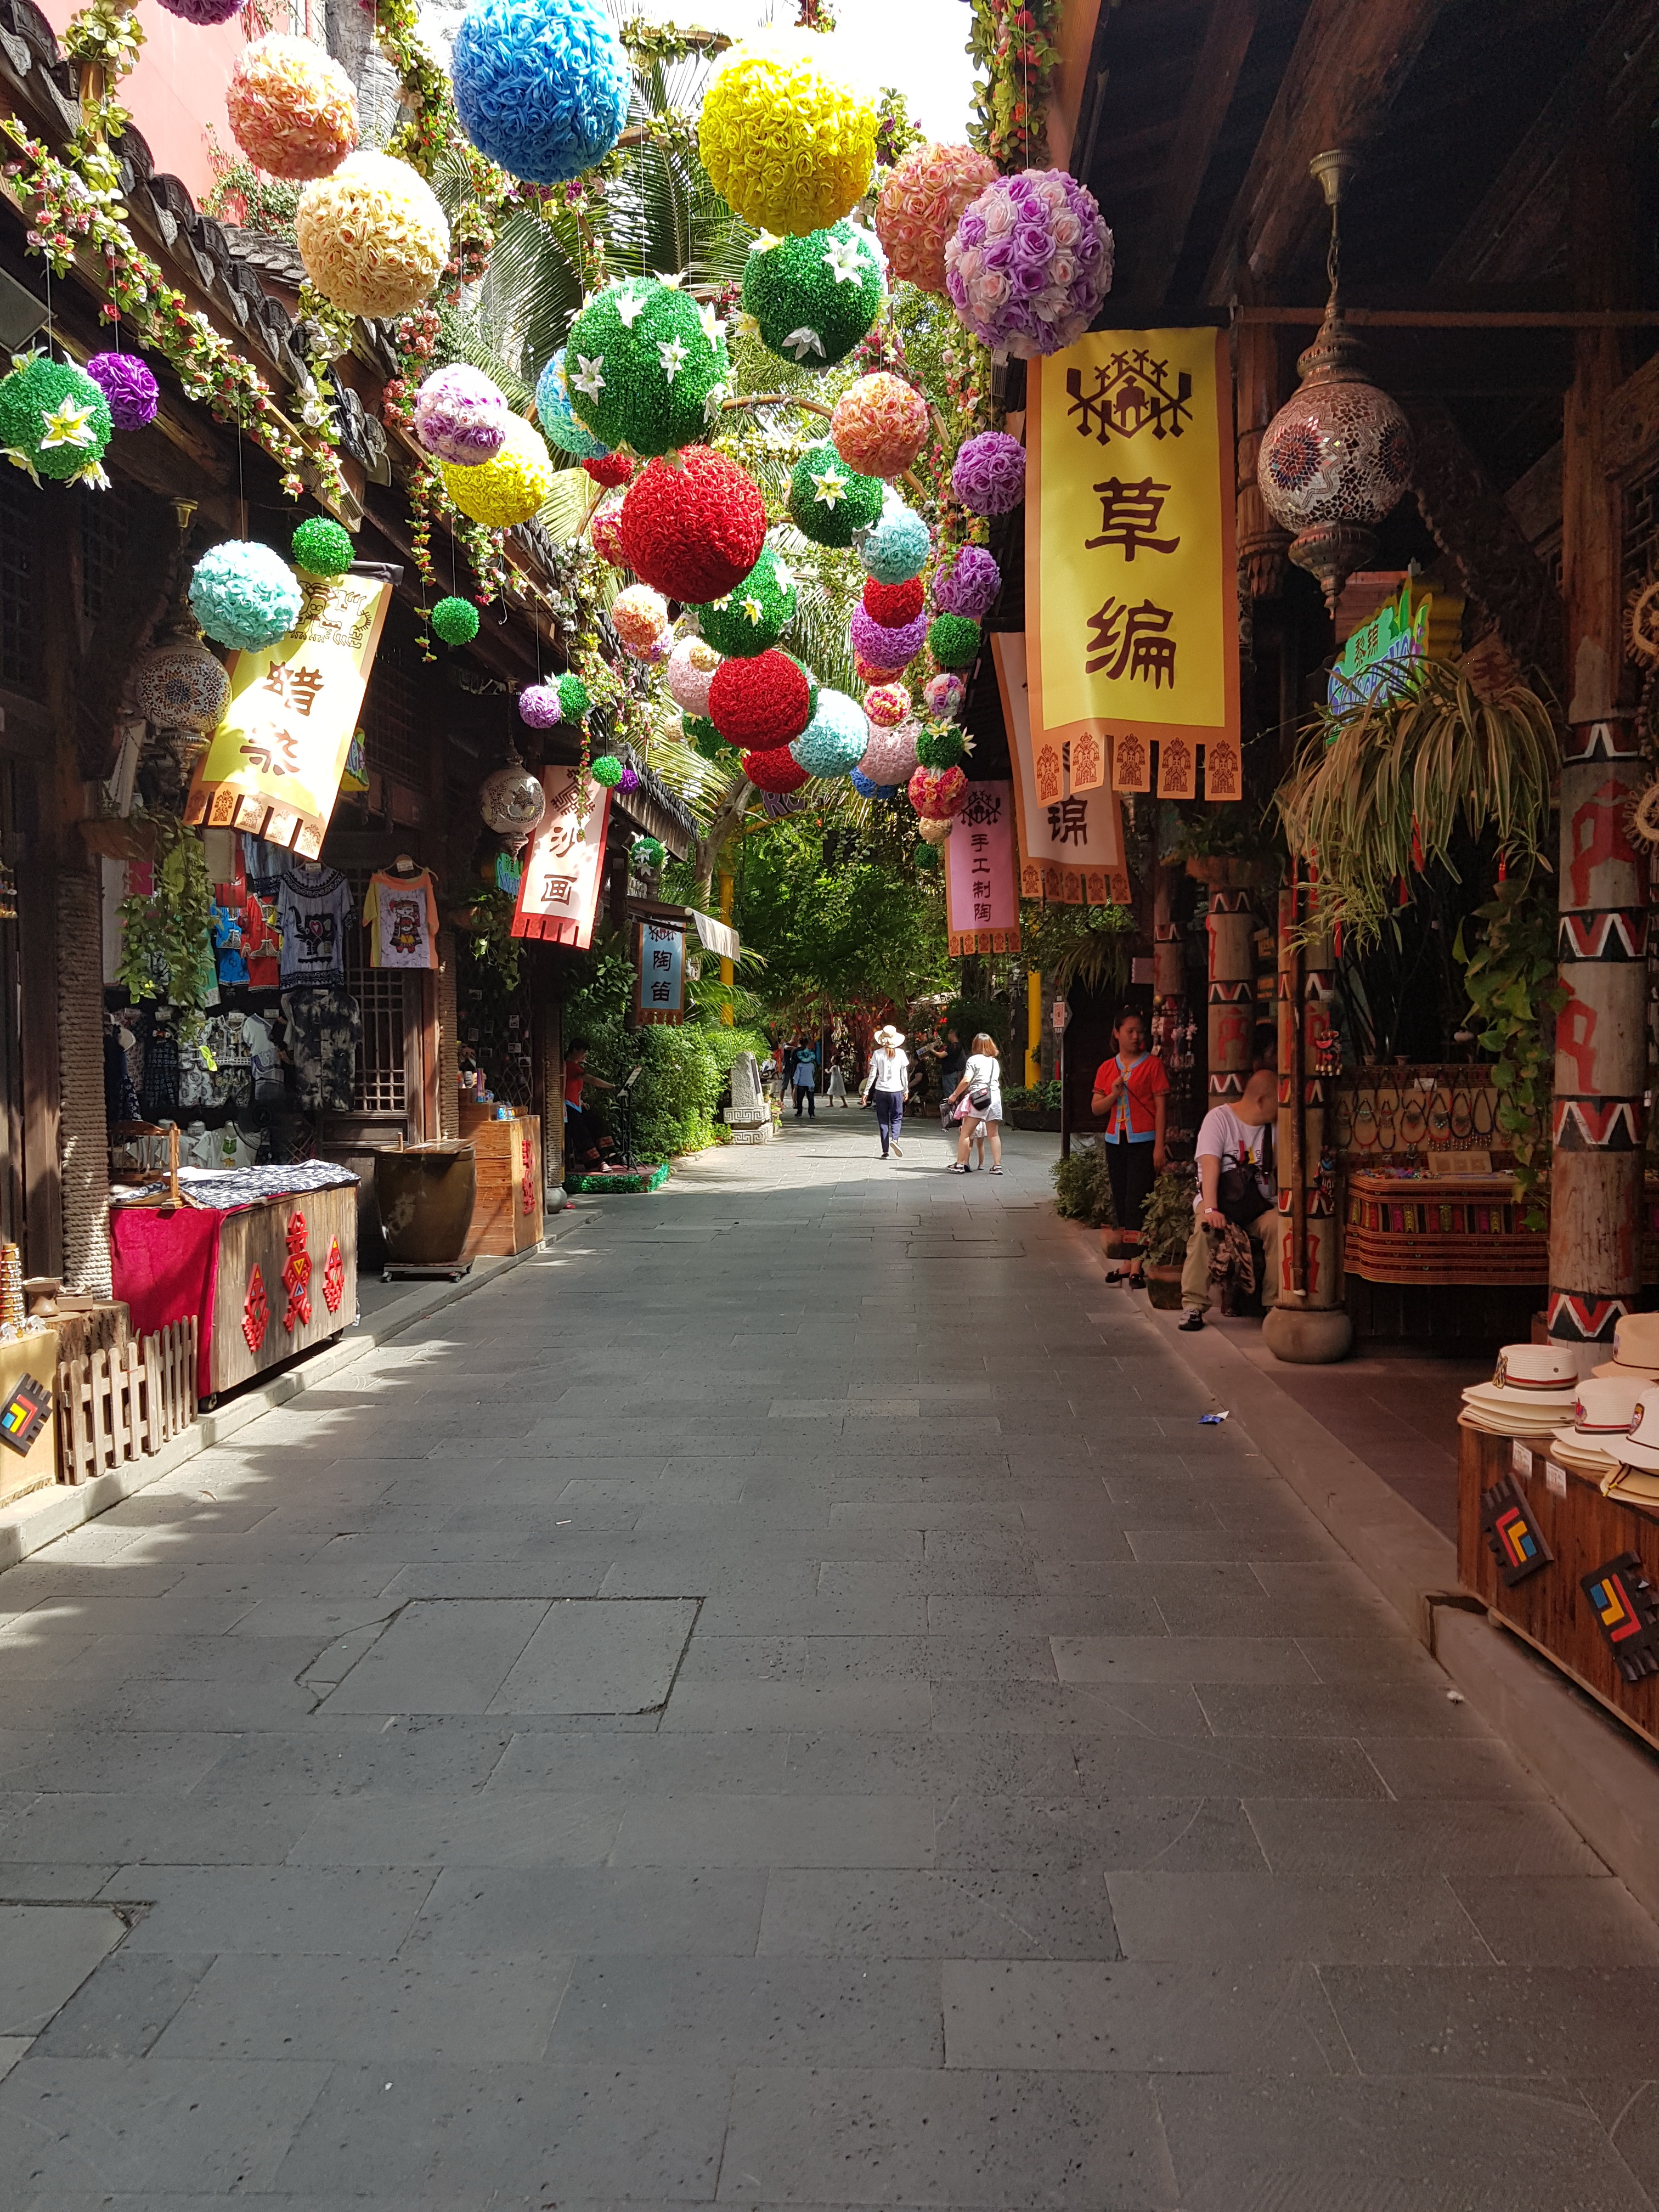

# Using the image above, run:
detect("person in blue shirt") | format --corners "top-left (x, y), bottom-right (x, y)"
top-left (792, 1041), bottom-right (817, 1119)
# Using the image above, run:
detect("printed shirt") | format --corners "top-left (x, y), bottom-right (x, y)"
top-left (363, 869), bottom-right (438, 970)
top-left (1193, 1104), bottom-right (1272, 1212)
top-left (280, 987), bottom-right (362, 1113)
top-left (278, 864), bottom-right (353, 985)
top-left (1096, 1051), bottom-right (1169, 1141)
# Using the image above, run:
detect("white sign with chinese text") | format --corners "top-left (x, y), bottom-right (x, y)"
top-left (511, 767), bottom-right (610, 947)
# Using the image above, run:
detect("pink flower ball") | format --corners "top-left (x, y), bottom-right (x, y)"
top-left (590, 492), bottom-right (628, 568)
top-left (952, 432), bottom-right (1025, 517)
top-left (934, 543), bottom-right (1001, 616)
top-left (227, 33), bottom-right (358, 183)
top-left (518, 683), bottom-right (563, 727)
top-left (862, 682), bottom-right (911, 729)
top-left (924, 672), bottom-right (966, 719)
top-left (831, 373), bottom-right (930, 481)
top-left (612, 584), bottom-right (670, 656)
top-left (910, 762), bottom-right (968, 820)
top-left (414, 364), bottom-right (509, 467)
top-left (874, 141), bottom-right (1000, 296)
top-left (849, 604), bottom-right (929, 673)
top-left (667, 636), bottom-right (721, 714)
top-left (860, 719), bottom-right (921, 787)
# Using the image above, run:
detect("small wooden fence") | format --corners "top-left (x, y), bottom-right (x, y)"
top-left (58, 1317), bottom-right (198, 1486)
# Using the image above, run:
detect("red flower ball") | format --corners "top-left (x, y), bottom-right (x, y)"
top-left (863, 575), bottom-right (925, 626)
top-left (618, 447), bottom-right (767, 603)
top-left (584, 452), bottom-right (635, 489)
top-left (909, 763), bottom-right (968, 820)
top-left (709, 647), bottom-right (812, 750)
top-left (743, 745), bottom-right (810, 795)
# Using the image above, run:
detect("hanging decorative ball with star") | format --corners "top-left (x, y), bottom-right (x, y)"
top-left (666, 636), bottom-right (722, 716)
top-left (452, 0), bottom-right (630, 185)
top-left (565, 278), bottom-right (730, 460)
top-left (682, 714), bottom-right (730, 761)
top-left (791, 688), bottom-right (868, 780)
top-left (787, 439), bottom-right (884, 548)
top-left (415, 363), bottom-right (510, 466)
top-left (0, 357), bottom-right (112, 487)
top-left (534, 347), bottom-right (612, 462)
top-left (295, 151), bottom-right (449, 319)
top-left (431, 595), bottom-right (481, 647)
top-left (189, 540), bottom-right (304, 652)
top-left (709, 647), bottom-right (816, 751)
top-left (631, 833), bottom-right (666, 872)
top-left (227, 33), bottom-right (358, 181)
top-left (874, 140), bottom-right (1000, 295)
top-left (741, 221), bottom-right (885, 370)
top-left (698, 31), bottom-right (877, 238)
top-left (831, 371), bottom-right (929, 481)
top-left (618, 446), bottom-right (766, 603)
top-left (915, 720), bottom-right (968, 771)
top-left (84, 351), bottom-right (158, 433)
top-left (439, 413), bottom-right (554, 526)
top-left (692, 544), bottom-right (798, 659)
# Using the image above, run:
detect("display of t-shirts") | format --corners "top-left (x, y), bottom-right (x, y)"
top-left (241, 1013), bottom-right (284, 1104)
top-left (278, 863), bottom-right (352, 984)
top-left (242, 888), bottom-right (281, 988)
top-left (362, 868), bottom-right (438, 970)
top-left (104, 1026), bottom-right (139, 1126)
top-left (137, 1010), bottom-right (180, 1119)
top-left (211, 898), bottom-right (250, 987)
top-left (281, 986), bottom-right (362, 1111)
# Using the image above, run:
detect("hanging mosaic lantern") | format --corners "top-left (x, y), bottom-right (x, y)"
top-left (132, 615), bottom-right (229, 733)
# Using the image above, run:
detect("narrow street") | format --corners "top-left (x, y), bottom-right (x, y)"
top-left (3, 1119), bottom-right (1658, 2209)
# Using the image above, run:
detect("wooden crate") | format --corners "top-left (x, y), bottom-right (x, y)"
top-left (0, 1329), bottom-right (60, 1506)
top-left (1458, 1421), bottom-right (1659, 1754)
top-left (208, 1182), bottom-right (359, 1401)
top-left (462, 1114), bottom-right (544, 1259)
top-left (59, 1317), bottom-right (198, 1485)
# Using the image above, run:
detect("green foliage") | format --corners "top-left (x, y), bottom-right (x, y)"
top-left (117, 817), bottom-right (214, 1047)
top-left (947, 997), bottom-right (1009, 1056)
top-left (1139, 1161), bottom-right (1199, 1267)
top-left (1005, 1078), bottom-right (1062, 1113)
top-left (463, 887), bottom-right (523, 998)
top-left (1160, 802), bottom-right (1279, 865)
top-left (1454, 871), bottom-right (1565, 1223)
top-left (1051, 1141), bottom-right (1116, 1228)
top-left (1019, 900), bottom-right (1136, 997)
top-left (737, 813), bottom-right (950, 1019)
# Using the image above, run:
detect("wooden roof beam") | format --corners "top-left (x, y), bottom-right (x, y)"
top-left (1122, 0), bottom-right (1260, 314)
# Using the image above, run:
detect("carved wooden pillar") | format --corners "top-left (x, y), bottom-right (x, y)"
top-left (1235, 313), bottom-right (1291, 602)
top-left (1206, 890), bottom-right (1254, 1104)
top-left (1276, 877), bottom-right (1340, 1311)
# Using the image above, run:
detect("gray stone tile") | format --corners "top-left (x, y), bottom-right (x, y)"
top-left (287, 1788), bottom-right (625, 1867)
top-left (1052, 1635), bottom-right (1318, 1685)
top-left (1198, 1681), bottom-right (1494, 1739)
top-left (487, 1598), bottom-right (698, 1714)
top-left (0, 1864), bottom-right (121, 1900)
top-left (933, 1797), bottom-right (1267, 1874)
top-left (0, 1733), bottom-right (228, 1797)
top-left (663, 1681), bottom-right (934, 1731)
top-left (613, 1794), bottom-right (935, 1869)
top-left (1077, 1733), bottom-right (1391, 1800)
top-left (783, 1730), bottom-right (1084, 1799)
top-left (0, 1793), bottom-right (313, 1867)
top-left (1105, 1871), bottom-right (1489, 1964)
top-left (757, 1869), bottom-right (1123, 1960)
top-left (1243, 1798), bottom-right (1605, 1877)
top-left (31, 1953), bottom-right (213, 2057)
top-left (1362, 1736), bottom-right (1549, 1799)
top-left (112, 1868), bottom-right (434, 1956)
top-left (546, 1956), bottom-right (942, 2067)
top-left (931, 1679), bottom-right (1211, 1735)
top-left (191, 1718), bottom-right (512, 1798)
top-left (0, 1904), bottom-right (126, 2035)
top-left (1321, 1961), bottom-right (1659, 2075)
top-left (408, 1866), bottom-right (768, 1956)
top-left (1448, 1875), bottom-right (1659, 1965)
top-left (319, 1599), bottom-right (548, 1714)
top-left (489, 1729), bottom-right (791, 1794)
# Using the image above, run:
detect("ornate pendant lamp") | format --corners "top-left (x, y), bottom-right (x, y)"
top-left (1257, 151), bottom-right (1414, 613)
top-left (478, 733), bottom-right (546, 850)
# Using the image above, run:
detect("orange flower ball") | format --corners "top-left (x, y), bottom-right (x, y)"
top-left (830, 373), bottom-right (930, 482)
top-left (874, 140), bottom-right (998, 296)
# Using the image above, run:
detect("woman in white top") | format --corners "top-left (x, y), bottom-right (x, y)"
top-left (860, 1025), bottom-right (909, 1158)
top-left (945, 1032), bottom-right (1004, 1175)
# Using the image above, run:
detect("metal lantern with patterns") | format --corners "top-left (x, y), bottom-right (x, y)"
top-left (132, 618), bottom-right (230, 734)
top-left (478, 742), bottom-right (546, 845)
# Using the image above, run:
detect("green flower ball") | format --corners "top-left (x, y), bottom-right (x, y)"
top-left (788, 439), bottom-right (884, 548)
top-left (693, 545), bottom-right (798, 658)
top-left (742, 222), bottom-right (884, 370)
top-left (291, 515), bottom-right (354, 578)
top-left (683, 714), bottom-right (730, 761)
top-left (928, 613), bottom-right (981, 671)
top-left (915, 721), bottom-right (967, 771)
top-left (631, 833), bottom-right (665, 871)
top-left (565, 278), bottom-right (730, 459)
top-left (0, 356), bottom-right (112, 485)
top-left (431, 595), bottom-right (480, 646)
top-left (591, 753), bottom-right (624, 787)
top-left (915, 840), bottom-right (940, 869)
top-left (557, 672), bottom-right (591, 721)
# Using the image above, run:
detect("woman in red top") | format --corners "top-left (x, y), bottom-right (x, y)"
top-left (1091, 1010), bottom-right (1169, 1286)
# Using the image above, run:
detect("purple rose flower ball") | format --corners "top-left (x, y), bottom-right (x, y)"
top-left (518, 682), bottom-right (563, 728)
top-left (934, 544), bottom-right (1001, 617)
top-left (952, 432), bottom-right (1026, 517)
top-left (86, 351), bottom-right (159, 432)
top-left (413, 364), bottom-right (510, 467)
top-left (849, 604), bottom-right (930, 672)
top-left (154, 0), bottom-right (242, 22)
top-left (945, 168), bottom-right (1113, 360)
top-left (617, 766), bottom-right (640, 792)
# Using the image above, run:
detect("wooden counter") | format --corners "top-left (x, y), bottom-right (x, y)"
top-left (458, 1109), bottom-right (544, 1259)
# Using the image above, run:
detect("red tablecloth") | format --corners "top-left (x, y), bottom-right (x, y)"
top-left (109, 1207), bottom-right (225, 1398)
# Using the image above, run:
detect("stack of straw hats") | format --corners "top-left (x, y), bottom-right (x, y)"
top-left (1459, 1343), bottom-right (1580, 1438)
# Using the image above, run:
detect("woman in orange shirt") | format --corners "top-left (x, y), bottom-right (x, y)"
top-left (1091, 1010), bottom-right (1169, 1286)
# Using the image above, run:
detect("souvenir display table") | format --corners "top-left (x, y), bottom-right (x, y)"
top-left (1346, 1170), bottom-right (1548, 1286)
top-left (110, 1161), bottom-right (359, 1404)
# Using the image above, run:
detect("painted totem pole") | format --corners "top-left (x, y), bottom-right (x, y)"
top-left (1205, 890), bottom-right (1255, 1102)
top-left (1272, 873), bottom-right (1344, 1323)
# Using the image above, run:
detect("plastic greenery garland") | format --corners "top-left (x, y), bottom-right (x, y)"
top-left (741, 221), bottom-right (884, 369)
top-left (431, 595), bottom-right (481, 645)
top-left (565, 279), bottom-right (730, 459)
top-left (693, 544), bottom-right (798, 658)
top-left (791, 687), bottom-right (867, 778)
top-left (860, 494), bottom-right (930, 584)
top-left (591, 752), bottom-right (624, 786)
top-left (519, 681), bottom-right (563, 726)
top-left (440, 413), bottom-right (554, 526)
top-left (619, 447), bottom-right (766, 603)
top-left (874, 140), bottom-right (999, 295)
top-left (227, 34), bottom-right (358, 182)
top-left (558, 672), bottom-right (591, 721)
top-left (415, 363), bottom-right (510, 465)
top-left (84, 349), bottom-right (157, 432)
top-left (295, 150), bottom-right (450, 319)
top-left (945, 168), bottom-right (1114, 360)
top-left (630, 833), bottom-right (666, 872)
top-left (291, 515), bottom-right (355, 577)
top-left (698, 31), bottom-right (877, 237)
top-left (189, 540), bottom-right (303, 651)
top-left (452, 0), bottom-right (629, 185)
top-left (709, 647), bottom-right (814, 750)
top-left (928, 613), bottom-right (981, 670)
top-left (0, 355), bottom-right (112, 486)
top-left (788, 439), bottom-right (884, 547)
top-left (831, 371), bottom-right (929, 480)
top-left (534, 347), bottom-right (611, 461)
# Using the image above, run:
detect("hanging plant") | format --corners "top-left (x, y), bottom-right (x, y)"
top-left (117, 817), bottom-right (215, 1045)
top-left (1454, 871), bottom-right (1565, 1226)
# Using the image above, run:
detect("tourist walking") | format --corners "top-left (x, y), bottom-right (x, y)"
top-left (945, 1031), bottom-right (1004, 1173)
top-left (1093, 1010), bottom-right (1170, 1286)
top-left (860, 1025), bottom-right (909, 1159)
top-left (792, 1041), bottom-right (817, 1120)
top-left (938, 1027), bottom-right (967, 1130)
top-left (1179, 1059), bottom-right (1281, 1330)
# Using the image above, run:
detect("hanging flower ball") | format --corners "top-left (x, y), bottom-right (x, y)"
top-left (952, 431), bottom-right (1025, 516)
top-left (698, 30), bottom-right (877, 237)
top-left (709, 647), bottom-right (814, 751)
top-left (742, 221), bottom-right (884, 369)
top-left (788, 439), bottom-right (884, 548)
top-left (933, 542), bottom-right (1001, 617)
top-left (631, 833), bottom-right (666, 872)
top-left (874, 140), bottom-right (1000, 295)
top-left (0, 357), bottom-right (112, 487)
top-left (862, 681), bottom-right (911, 729)
top-left (859, 718), bottom-right (920, 787)
top-left (558, 672), bottom-right (591, 720)
top-left (945, 169), bottom-right (1114, 360)
top-left (617, 765), bottom-right (641, 791)
top-left (742, 744), bottom-right (810, 795)
top-left (453, 0), bottom-right (629, 185)
top-left (534, 348), bottom-right (611, 462)
top-left (189, 541), bottom-right (303, 652)
top-left (860, 494), bottom-right (931, 584)
top-left (694, 544), bottom-right (798, 659)
top-left (154, 0), bottom-right (241, 24)
top-left (440, 414), bottom-right (555, 527)
top-left (415, 364), bottom-right (510, 467)
top-left (791, 688), bottom-right (867, 779)
top-left (917, 813), bottom-right (954, 847)
top-left (910, 762), bottom-right (968, 820)
top-left (432, 595), bottom-right (481, 647)
top-left (915, 720), bottom-right (967, 771)
top-left (227, 34), bottom-right (358, 182)
top-left (850, 768), bottom-right (895, 800)
top-left (519, 682), bottom-right (563, 727)
top-left (84, 351), bottom-right (157, 433)
top-left (132, 625), bottom-right (229, 733)
top-left (683, 715), bottom-right (730, 761)
top-left (849, 603), bottom-right (928, 673)
top-left (619, 447), bottom-right (766, 603)
top-left (915, 834), bottom-right (942, 865)
top-left (831, 372), bottom-right (929, 481)
top-left (590, 492), bottom-right (628, 567)
top-left (666, 635), bottom-right (721, 715)
top-left (611, 584), bottom-right (672, 657)
top-left (928, 613), bottom-right (981, 671)
top-left (295, 151), bottom-right (449, 319)
top-left (291, 515), bottom-right (355, 578)
top-left (565, 278), bottom-right (730, 460)
top-left (591, 753), bottom-right (624, 786)
top-left (924, 670), bottom-right (967, 720)
top-left (584, 452), bottom-right (634, 488)
top-left (864, 574), bottom-right (924, 627)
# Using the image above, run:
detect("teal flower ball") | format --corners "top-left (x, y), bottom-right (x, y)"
top-left (432, 595), bottom-right (481, 646)
top-left (791, 687), bottom-right (867, 778)
top-left (535, 348), bottom-right (611, 461)
top-left (788, 439), bottom-right (883, 548)
top-left (742, 221), bottom-right (884, 370)
top-left (189, 540), bottom-right (303, 652)
top-left (565, 279), bottom-right (730, 459)
top-left (693, 545), bottom-right (797, 658)
top-left (861, 493), bottom-right (930, 584)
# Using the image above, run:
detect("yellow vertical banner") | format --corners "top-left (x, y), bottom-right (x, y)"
top-left (1028, 329), bottom-right (1239, 777)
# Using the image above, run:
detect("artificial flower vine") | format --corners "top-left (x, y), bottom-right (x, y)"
top-left (966, 0), bottom-right (1063, 171)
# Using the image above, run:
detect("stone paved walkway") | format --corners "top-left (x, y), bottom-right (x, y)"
top-left (2, 1113), bottom-right (1659, 2208)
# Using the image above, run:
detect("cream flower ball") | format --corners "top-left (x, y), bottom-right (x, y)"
top-left (295, 151), bottom-right (450, 320)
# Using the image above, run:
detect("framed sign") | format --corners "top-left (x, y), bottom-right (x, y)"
top-left (944, 782), bottom-right (1020, 955)
top-left (635, 919), bottom-right (686, 1025)
top-left (992, 634), bottom-right (1130, 906)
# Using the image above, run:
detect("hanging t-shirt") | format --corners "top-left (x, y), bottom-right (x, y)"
top-left (281, 986), bottom-right (362, 1111)
top-left (362, 868), bottom-right (438, 970)
top-left (278, 863), bottom-right (352, 985)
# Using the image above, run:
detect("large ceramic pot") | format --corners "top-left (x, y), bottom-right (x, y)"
top-left (1146, 1263), bottom-right (1184, 1311)
top-left (373, 1142), bottom-right (477, 1265)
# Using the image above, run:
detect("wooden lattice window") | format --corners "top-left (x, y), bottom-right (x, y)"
top-left (0, 473), bottom-right (39, 691)
top-left (362, 646), bottom-right (426, 791)
top-left (78, 482), bottom-right (133, 623)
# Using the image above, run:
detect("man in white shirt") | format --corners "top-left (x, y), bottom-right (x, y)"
top-left (1178, 1062), bottom-right (1282, 1330)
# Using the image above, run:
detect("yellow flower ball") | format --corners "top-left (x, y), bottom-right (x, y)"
top-left (698, 31), bottom-right (876, 237)
top-left (295, 151), bottom-right (449, 320)
top-left (440, 413), bottom-right (555, 527)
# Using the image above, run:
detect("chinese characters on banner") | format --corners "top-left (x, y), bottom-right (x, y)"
top-left (635, 921), bottom-right (686, 1025)
top-left (944, 783), bottom-right (1020, 955)
top-left (991, 633), bottom-right (1131, 906)
top-left (511, 766), bottom-right (611, 947)
top-left (186, 575), bottom-right (392, 857)
top-left (1026, 330), bottom-right (1240, 805)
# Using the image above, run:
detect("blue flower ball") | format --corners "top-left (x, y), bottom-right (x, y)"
top-left (189, 540), bottom-right (303, 653)
top-left (791, 688), bottom-right (867, 779)
top-left (850, 768), bottom-right (897, 800)
top-left (535, 349), bottom-right (611, 461)
top-left (860, 494), bottom-right (930, 585)
top-left (453, 0), bottom-right (630, 186)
